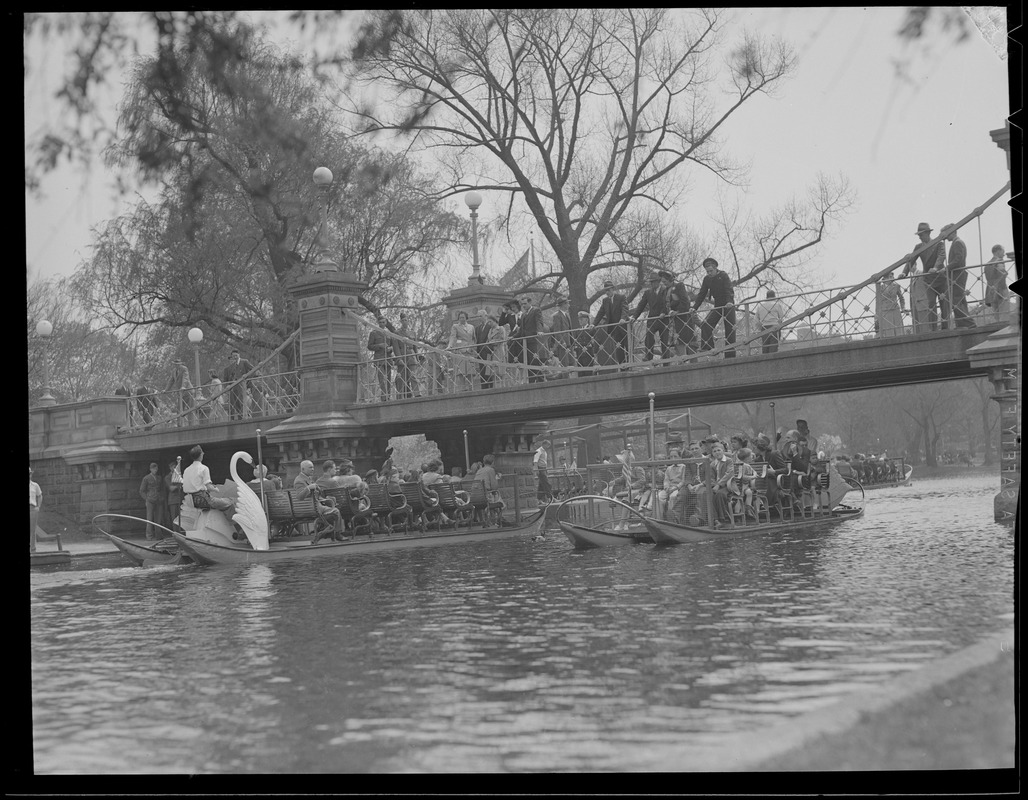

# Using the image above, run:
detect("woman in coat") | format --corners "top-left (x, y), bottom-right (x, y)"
top-left (447, 310), bottom-right (477, 392)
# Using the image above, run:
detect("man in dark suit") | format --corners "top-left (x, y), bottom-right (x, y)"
top-left (939, 222), bottom-right (976, 329)
top-left (223, 349), bottom-right (257, 420)
top-left (632, 273), bottom-right (671, 363)
top-left (693, 257), bottom-right (736, 358)
top-left (518, 294), bottom-right (546, 383)
top-left (661, 270), bottom-right (695, 357)
top-left (471, 308), bottom-right (493, 389)
top-left (593, 280), bottom-right (629, 368)
top-left (499, 300), bottom-right (522, 367)
top-left (548, 296), bottom-right (573, 367)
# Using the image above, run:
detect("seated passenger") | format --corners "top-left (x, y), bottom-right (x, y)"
top-left (657, 446), bottom-right (685, 519)
top-left (293, 459), bottom-right (345, 542)
top-left (727, 447), bottom-right (757, 520)
top-left (181, 445), bottom-right (235, 516)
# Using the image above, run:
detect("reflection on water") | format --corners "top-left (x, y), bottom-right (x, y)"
top-left (30, 475), bottom-right (1013, 773)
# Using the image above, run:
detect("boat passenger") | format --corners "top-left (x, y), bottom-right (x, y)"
top-left (705, 441), bottom-right (735, 527)
top-left (474, 454), bottom-right (505, 509)
top-left (249, 464), bottom-right (281, 494)
top-left (315, 460), bottom-right (344, 490)
top-left (834, 455), bottom-right (854, 479)
top-left (335, 462), bottom-right (368, 495)
top-left (729, 434), bottom-right (749, 454)
top-left (181, 445), bottom-right (235, 516)
top-left (293, 459), bottom-right (345, 541)
top-left (728, 447), bottom-right (758, 521)
top-left (657, 446), bottom-right (685, 518)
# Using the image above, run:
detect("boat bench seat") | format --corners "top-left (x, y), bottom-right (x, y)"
top-left (266, 490), bottom-right (333, 539)
top-left (460, 479), bottom-right (504, 525)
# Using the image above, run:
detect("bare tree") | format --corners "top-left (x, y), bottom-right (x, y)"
top-left (348, 8), bottom-right (797, 316)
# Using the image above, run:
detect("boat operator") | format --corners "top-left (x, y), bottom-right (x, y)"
top-left (182, 445), bottom-right (235, 515)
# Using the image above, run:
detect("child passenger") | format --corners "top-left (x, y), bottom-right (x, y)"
top-left (728, 447), bottom-right (758, 520)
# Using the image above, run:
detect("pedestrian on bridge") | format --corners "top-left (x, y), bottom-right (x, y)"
top-left (633, 273), bottom-right (672, 364)
top-left (518, 295), bottom-right (546, 384)
top-left (593, 280), bottom-right (629, 370)
top-left (661, 270), bottom-right (695, 358)
top-left (940, 223), bottom-right (976, 330)
top-left (694, 258), bottom-right (736, 358)
top-left (875, 271), bottom-right (906, 338)
top-left (906, 222), bottom-right (944, 332)
top-left (223, 350), bottom-right (256, 421)
top-left (166, 357), bottom-right (194, 425)
top-left (755, 289), bottom-right (787, 353)
top-left (984, 244), bottom-right (1011, 322)
top-left (548, 297), bottom-right (574, 369)
top-left (573, 310), bottom-right (596, 375)
top-left (368, 315), bottom-right (394, 400)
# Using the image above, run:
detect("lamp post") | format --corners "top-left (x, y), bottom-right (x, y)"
top-left (35, 320), bottom-right (56, 406)
top-left (464, 191), bottom-right (483, 285)
top-left (769, 401), bottom-right (777, 442)
top-left (312, 167), bottom-right (339, 273)
top-left (188, 327), bottom-right (204, 389)
top-left (463, 429), bottom-right (470, 474)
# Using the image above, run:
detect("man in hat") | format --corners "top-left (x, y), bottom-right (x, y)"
top-left (905, 222), bottom-right (945, 331)
top-left (633, 273), bottom-right (671, 363)
top-left (518, 294), bottom-right (546, 383)
top-left (661, 270), bottom-right (695, 357)
top-left (693, 257), bottom-right (736, 358)
top-left (223, 349), bottom-right (256, 420)
top-left (499, 299), bottom-right (522, 367)
top-left (593, 280), bottom-right (629, 368)
top-left (939, 223), bottom-right (976, 329)
top-left (548, 296), bottom-right (573, 369)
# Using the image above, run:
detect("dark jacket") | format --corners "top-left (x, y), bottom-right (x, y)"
top-left (633, 287), bottom-right (668, 320)
top-left (594, 293), bottom-right (628, 326)
top-left (694, 271), bottom-right (734, 308)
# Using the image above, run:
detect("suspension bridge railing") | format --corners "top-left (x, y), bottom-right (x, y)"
top-left (122, 370), bottom-right (302, 432)
top-left (350, 256), bottom-right (1014, 404)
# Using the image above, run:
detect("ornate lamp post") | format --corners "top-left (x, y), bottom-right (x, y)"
top-left (188, 327), bottom-right (204, 389)
top-left (312, 167), bottom-right (339, 273)
top-left (35, 320), bottom-right (56, 406)
top-left (464, 191), bottom-right (483, 285)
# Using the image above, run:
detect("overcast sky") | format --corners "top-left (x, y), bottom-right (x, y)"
top-left (24, 8), bottom-right (1013, 293)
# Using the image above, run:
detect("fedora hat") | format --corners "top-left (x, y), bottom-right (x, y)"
top-left (649, 273), bottom-right (661, 282)
top-left (603, 279), bottom-right (614, 288)
top-left (658, 270), bottom-right (674, 281)
top-left (915, 222), bottom-right (932, 235)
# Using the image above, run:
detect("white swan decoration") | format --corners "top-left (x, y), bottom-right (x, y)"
top-left (230, 451), bottom-right (270, 551)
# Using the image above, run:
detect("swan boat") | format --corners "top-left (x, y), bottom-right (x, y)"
top-left (555, 456), bottom-right (865, 549)
top-left (98, 451), bottom-right (544, 566)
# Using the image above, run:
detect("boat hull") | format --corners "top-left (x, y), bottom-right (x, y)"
top-left (100, 531), bottom-right (186, 566)
top-left (642, 506), bottom-right (865, 544)
top-left (558, 522), bottom-right (652, 549)
top-left (92, 514), bottom-right (189, 566)
top-left (172, 511), bottom-right (547, 565)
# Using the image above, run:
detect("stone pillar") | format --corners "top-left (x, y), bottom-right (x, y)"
top-left (967, 312), bottom-right (1021, 523)
top-left (442, 284), bottom-right (514, 328)
top-left (264, 271), bottom-right (375, 479)
top-left (990, 365), bottom-right (1019, 523)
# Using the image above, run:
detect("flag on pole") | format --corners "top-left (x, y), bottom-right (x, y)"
top-left (499, 248), bottom-right (530, 290)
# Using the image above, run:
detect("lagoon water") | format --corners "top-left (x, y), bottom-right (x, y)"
top-left (29, 473), bottom-right (1013, 773)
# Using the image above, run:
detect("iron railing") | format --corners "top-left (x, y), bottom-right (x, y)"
top-left (353, 258), bottom-right (1016, 403)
